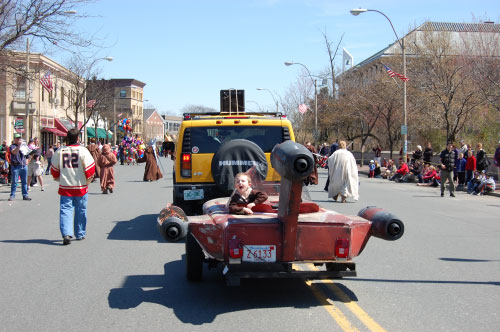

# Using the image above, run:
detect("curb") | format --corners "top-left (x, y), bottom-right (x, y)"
top-left (356, 167), bottom-right (500, 198)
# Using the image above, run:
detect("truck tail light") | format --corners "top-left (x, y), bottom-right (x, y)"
top-left (180, 153), bottom-right (192, 177)
top-left (229, 238), bottom-right (243, 259)
top-left (335, 238), bottom-right (349, 259)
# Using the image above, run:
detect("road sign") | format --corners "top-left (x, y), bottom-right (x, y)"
top-left (14, 117), bottom-right (25, 132)
top-left (401, 125), bottom-right (407, 135)
top-left (313, 129), bottom-right (320, 140)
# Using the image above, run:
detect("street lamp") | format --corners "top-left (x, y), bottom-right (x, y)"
top-left (284, 61), bottom-right (318, 138)
top-left (246, 100), bottom-right (262, 112)
top-left (256, 88), bottom-right (278, 112)
top-left (350, 8), bottom-right (408, 162)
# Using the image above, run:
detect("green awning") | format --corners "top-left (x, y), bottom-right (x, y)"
top-left (87, 127), bottom-right (96, 138)
top-left (87, 127), bottom-right (112, 139)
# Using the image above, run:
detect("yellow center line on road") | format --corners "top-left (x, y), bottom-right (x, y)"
top-left (293, 264), bottom-right (360, 332)
top-left (305, 263), bottom-right (388, 332)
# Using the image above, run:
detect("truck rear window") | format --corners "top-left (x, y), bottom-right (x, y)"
top-left (189, 126), bottom-right (285, 153)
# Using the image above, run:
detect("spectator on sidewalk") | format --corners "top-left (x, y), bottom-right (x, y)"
top-left (51, 128), bottom-right (95, 245)
top-left (368, 160), bottom-right (375, 178)
top-left (0, 140), bottom-right (7, 161)
top-left (8, 134), bottom-right (31, 201)
top-left (374, 161), bottom-right (381, 178)
top-left (458, 140), bottom-right (468, 160)
top-left (45, 145), bottom-right (54, 175)
top-left (27, 150), bottom-right (44, 191)
top-left (495, 140), bottom-right (500, 168)
top-left (411, 145), bottom-right (423, 164)
top-left (474, 173), bottom-right (496, 195)
top-left (423, 142), bottom-right (433, 165)
top-left (476, 143), bottom-right (489, 173)
top-left (465, 150), bottom-right (476, 185)
top-left (456, 152), bottom-right (467, 189)
top-left (372, 144), bottom-right (382, 165)
top-left (382, 159), bottom-right (397, 179)
top-left (439, 142), bottom-right (456, 197)
top-left (390, 161), bottom-right (409, 182)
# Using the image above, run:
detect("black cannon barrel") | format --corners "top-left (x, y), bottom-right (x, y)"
top-left (159, 217), bottom-right (188, 242)
top-left (358, 207), bottom-right (404, 241)
top-left (271, 140), bottom-right (314, 180)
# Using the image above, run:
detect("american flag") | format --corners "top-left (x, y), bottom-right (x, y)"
top-left (86, 99), bottom-right (96, 108)
top-left (383, 64), bottom-right (409, 82)
top-left (39, 70), bottom-right (53, 92)
top-left (298, 104), bottom-right (308, 114)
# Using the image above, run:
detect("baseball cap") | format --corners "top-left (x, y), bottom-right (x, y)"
top-left (13, 133), bottom-right (21, 138)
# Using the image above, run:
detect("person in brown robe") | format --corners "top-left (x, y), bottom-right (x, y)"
top-left (304, 142), bottom-right (318, 185)
top-left (137, 146), bottom-right (163, 181)
top-left (97, 144), bottom-right (117, 194)
top-left (86, 138), bottom-right (100, 181)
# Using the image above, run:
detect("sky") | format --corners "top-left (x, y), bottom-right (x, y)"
top-left (43, 0), bottom-right (500, 115)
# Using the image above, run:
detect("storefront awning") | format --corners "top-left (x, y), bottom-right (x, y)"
top-left (43, 127), bottom-right (66, 137)
top-left (55, 118), bottom-right (83, 133)
top-left (87, 127), bottom-right (112, 139)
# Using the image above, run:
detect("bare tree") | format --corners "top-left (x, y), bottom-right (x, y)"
top-left (86, 78), bottom-right (115, 142)
top-left (407, 29), bottom-right (486, 144)
top-left (281, 72), bottom-right (314, 143)
top-left (0, 0), bottom-right (98, 54)
top-left (182, 104), bottom-right (217, 114)
top-left (58, 54), bottom-right (109, 130)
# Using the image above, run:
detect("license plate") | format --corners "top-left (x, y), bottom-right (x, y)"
top-left (183, 189), bottom-right (204, 200)
top-left (243, 245), bottom-right (276, 262)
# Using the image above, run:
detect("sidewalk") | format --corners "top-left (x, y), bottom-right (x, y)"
top-left (356, 165), bottom-right (500, 198)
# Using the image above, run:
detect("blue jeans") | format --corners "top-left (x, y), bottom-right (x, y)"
top-left (10, 165), bottom-right (28, 198)
top-left (60, 194), bottom-right (88, 238)
top-left (45, 158), bottom-right (52, 175)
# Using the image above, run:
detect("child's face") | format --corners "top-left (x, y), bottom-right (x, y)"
top-left (235, 175), bottom-right (250, 193)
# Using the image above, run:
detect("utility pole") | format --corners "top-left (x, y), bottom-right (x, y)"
top-left (24, 39), bottom-right (30, 140)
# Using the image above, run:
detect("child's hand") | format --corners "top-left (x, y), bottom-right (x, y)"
top-left (247, 202), bottom-right (255, 209)
top-left (243, 207), bottom-right (253, 215)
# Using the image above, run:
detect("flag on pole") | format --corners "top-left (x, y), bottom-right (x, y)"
top-left (383, 64), bottom-right (409, 82)
top-left (298, 104), bottom-right (309, 114)
top-left (86, 99), bottom-right (96, 108)
top-left (39, 70), bottom-right (53, 92)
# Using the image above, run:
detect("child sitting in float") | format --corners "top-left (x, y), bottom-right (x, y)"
top-left (227, 172), bottom-right (268, 215)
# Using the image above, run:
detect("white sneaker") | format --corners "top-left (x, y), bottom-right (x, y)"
top-left (32, 183), bottom-right (39, 187)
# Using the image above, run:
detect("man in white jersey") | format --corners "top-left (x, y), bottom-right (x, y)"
top-left (51, 128), bottom-right (95, 245)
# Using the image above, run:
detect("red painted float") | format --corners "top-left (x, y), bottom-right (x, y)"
top-left (158, 140), bottom-right (404, 286)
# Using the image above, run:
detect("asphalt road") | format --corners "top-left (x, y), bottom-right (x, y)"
top-left (0, 158), bottom-right (499, 332)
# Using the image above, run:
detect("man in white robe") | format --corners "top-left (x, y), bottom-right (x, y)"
top-left (327, 140), bottom-right (359, 202)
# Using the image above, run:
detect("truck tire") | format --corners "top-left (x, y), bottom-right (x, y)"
top-left (186, 232), bottom-right (203, 281)
top-left (211, 139), bottom-right (268, 196)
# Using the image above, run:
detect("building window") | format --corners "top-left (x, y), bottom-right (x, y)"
top-left (60, 87), bottom-right (64, 106)
top-left (120, 89), bottom-right (126, 98)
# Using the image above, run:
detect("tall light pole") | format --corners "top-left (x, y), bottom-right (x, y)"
top-left (256, 88), bottom-right (278, 113)
top-left (24, 38), bottom-right (30, 140)
top-left (284, 61), bottom-right (318, 139)
top-left (350, 8), bottom-right (408, 162)
top-left (246, 100), bottom-right (261, 112)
